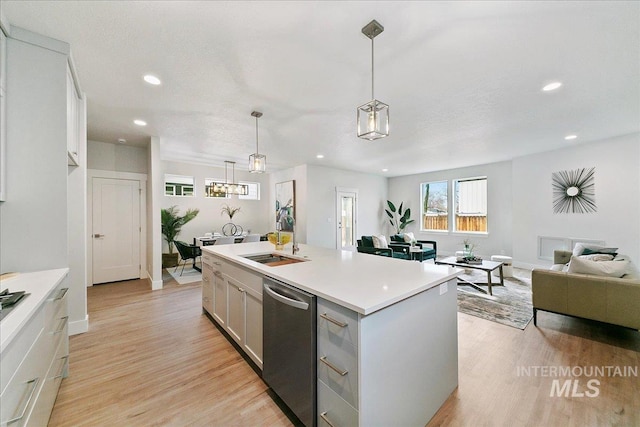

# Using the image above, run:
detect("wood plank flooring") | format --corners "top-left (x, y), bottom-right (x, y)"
top-left (49, 272), bottom-right (640, 426)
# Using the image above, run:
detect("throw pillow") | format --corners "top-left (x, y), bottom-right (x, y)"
top-left (372, 235), bottom-right (389, 249)
top-left (403, 232), bottom-right (415, 243)
top-left (582, 247), bottom-right (619, 257)
top-left (567, 256), bottom-right (629, 278)
top-left (572, 242), bottom-right (605, 257)
top-left (578, 254), bottom-right (615, 262)
top-left (550, 264), bottom-right (566, 271)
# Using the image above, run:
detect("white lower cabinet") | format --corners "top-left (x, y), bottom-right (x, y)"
top-left (0, 275), bottom-right (69, 427)
top-left (201, 257), bottom-right (214, 315)
top-left (201, 254), bottom-right (263, 369)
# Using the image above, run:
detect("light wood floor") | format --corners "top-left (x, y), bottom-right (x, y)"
top-left (49, 273), bottom-right (640, 427)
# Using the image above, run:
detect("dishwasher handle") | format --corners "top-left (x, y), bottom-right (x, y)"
top-left (264, 283), bottom-right (309, 310)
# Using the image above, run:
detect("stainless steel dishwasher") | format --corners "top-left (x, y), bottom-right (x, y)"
top-left (263, 277), bottom-right (316, 427)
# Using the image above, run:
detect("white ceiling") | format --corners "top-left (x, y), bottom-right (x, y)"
top-left (3, 1), bottom-right (639, 177)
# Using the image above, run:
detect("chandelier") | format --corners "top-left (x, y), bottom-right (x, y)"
top-left (206, 161), bottom-right (248, 197)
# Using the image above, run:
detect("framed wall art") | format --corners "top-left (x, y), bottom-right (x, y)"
top-left (275, 180), bottom-right (295, 231)
top-left (552, 167), bottom-right (596, 214)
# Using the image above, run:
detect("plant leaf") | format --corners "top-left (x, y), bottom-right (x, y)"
top-left (385, 210), bottom-right (394, 219)
top-left (387, 200), bottom-right (396, 213)
top-left (398, 202), bottom-right (403, 216)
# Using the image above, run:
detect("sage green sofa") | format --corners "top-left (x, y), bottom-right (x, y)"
top-left (532, 250), bottom-right (640, 330)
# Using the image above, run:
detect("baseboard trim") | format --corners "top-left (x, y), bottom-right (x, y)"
top-left (69, 315), bottom-right (89, 335)
top-left (149, 277), bottom-right (163, 290)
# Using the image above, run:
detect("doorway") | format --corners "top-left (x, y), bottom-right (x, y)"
top-left (90, 175), bottom-right (144, 284)
top-left (336, 188), bottom-right (358, 251)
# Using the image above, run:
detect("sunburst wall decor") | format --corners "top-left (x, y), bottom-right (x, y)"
top-left (552, 167), bottom-right (596, 214)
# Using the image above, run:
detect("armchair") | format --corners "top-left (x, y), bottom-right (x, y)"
top-left (357, 236), bottom-right (411, 260)
top-left (390, 234), bottom-right (437, 262)
top-left (174, 240), bottom-right (202, 275)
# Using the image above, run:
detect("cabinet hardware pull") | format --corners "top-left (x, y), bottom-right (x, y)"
top-left (320, 356), bottom-right (348, 376)
top-left (214, 271), bottom-right (223, 278)
top-left (53, 356), bottom-right (69, 380)
top-left (3, 378), bottom-right (40, 424)
top-left (53, 316), bottom-right (69, 334)
top-left (319, 411), bottom-right (336, 427)
top-left (320, 313), bottom-right (347, 328)
top-left (203, 276), bottom-right (209, 282)
top-left (53, 288), bottom-right (69, 301)
top-left (213, 262), bottom-right (222, 266)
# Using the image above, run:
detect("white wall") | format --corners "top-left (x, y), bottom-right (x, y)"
top-left (160, 160), bottom-right (271, 251)
top-left (512, 133), bottom-right (640, 268)
top-left (388, 161), bottom-right (513, 260)
top-left (148, 137), bottom-right (162, 290)
top-left (306, 165), bottom-right (388, 249)
top-left (87, 139), bottom-right (148, 174)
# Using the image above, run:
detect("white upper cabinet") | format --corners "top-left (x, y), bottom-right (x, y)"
top-left (0, 28), bottom-right (6, 200)
top-left (66, 63), bottom-right (81, 166)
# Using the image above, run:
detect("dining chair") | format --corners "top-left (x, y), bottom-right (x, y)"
top-left (215, 236), bottom-right (236, 245)
top-left (242, 234), bottom-right (261, 243)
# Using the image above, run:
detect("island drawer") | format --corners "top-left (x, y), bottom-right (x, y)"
top-left (317, 379), bottom-right (358, 427)
top-left (317, 298), bottom-right (359, 348)
top-left (317, 330), bottom-right (358, 409)
top-left (202, 253), bottom-right (215, 267)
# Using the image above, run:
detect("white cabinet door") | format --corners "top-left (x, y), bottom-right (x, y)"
top-left (66, 65), bottom-right (79, 166)
top-left (226, 275), bottom-right (244, 346)
top-left (201, 265), bottom-right (214, 315)
top-left (212, 269), bottom-right (227, 326)
top-left (0, 29), bottom-right (6, 201)
top-left (243, 288), bottom-right (263, 368)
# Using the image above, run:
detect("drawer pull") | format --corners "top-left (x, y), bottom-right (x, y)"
top-left (320, 313), bottom-right (347, 328)
top-left (53, 316), bottom-right (69, 334)
top-left (52, 287), bottom-right (69, 301)
top-left (4, 378), bottom-right (39, 424)
top-left (214, 271), bottom-right (223, 278)
top-left (319, 411), bottom-right (336, 427)
top-left (202, 276), bottom-right (209, 283)
top-left (53, 356), bottom-right (69, 380)
top-left (320, 356), bottom-right (348, 376)
top-left (213, 262), bottom-right (222, 266)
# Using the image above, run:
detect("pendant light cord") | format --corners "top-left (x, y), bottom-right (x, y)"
top-left (255, 116), bottom-right (259, 153)
top-left (371, 36), bottom-right (375, 100)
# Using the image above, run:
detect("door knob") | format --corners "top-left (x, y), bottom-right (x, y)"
top-left (94, 234), bottom-right (105, 238)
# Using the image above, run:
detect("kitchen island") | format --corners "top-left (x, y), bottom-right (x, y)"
top-left (201, 241), bottom-right (460, 426)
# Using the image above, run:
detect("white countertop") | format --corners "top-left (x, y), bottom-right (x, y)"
top-left (202, 242), bottom-right (460, 315)
top-left (0, 268), bottom-right (69, 352)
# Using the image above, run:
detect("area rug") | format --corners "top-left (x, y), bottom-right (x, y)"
top-left (166, 263), bottom-right (202, 285)
top-left (456, 269), bottom-right (533, 330)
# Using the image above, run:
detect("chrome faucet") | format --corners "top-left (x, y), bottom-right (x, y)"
top-left (288, 214), bottom-right (299, 255)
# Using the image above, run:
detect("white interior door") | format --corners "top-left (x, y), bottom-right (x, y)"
top-left (336, 189), bottom-right (358, 251)
top-left (92, 177), bottom-right (140, 284)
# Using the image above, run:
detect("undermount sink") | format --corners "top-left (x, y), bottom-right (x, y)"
top-left (243, 253), bottom-right (308, 267)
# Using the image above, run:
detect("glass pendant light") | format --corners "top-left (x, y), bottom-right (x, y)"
top-left (249, 111), bottom-right (266, 173)
top-left (357, 19), bottom-right (389, 140)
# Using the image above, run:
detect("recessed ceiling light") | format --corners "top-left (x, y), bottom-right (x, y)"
top-left (382, 168), bottom-right (388, 172)
top-left (117, 138), bottom-right (127, 144)
top-left (143, 74), bottom-right (161, 85)
top-left (316, 154), bottom-right (324, 159)
top-left (542, 81), bottom-right (562, 92)
top-left (564, 134), bottom-right (578, 141)
top-left (134, 119), bottom-right (147, 126)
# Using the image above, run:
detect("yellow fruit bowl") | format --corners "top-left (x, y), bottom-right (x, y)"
top-left (267, 232), bottom-right (292, 247)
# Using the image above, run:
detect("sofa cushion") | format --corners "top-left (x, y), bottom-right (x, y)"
top-left (361, 236), bottom-right (374, 248)
top-left (572, 242), bottom-right (604, 256)
top-left (403, 232), bottom-right (416, 243)
top-left (567, 255), bottom-right (629, 278)
top-left (372, 235), bottom-right (389, 249)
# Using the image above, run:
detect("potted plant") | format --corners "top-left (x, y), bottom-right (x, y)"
top-left (161, 205), bottom-right (199, 268)
top-left (221, 204), bottom-right (241, 221)
top-left (385, 200), bottom-right (415, 234)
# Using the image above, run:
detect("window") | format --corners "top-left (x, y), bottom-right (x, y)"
top-left (421, 181), bottom-right (448, 231)
top-left (454, 176), bottom-right (487, 232)
top-left (238, 182), bottom-right (260, 200)
top-left (164, 174), bottom-right (194, 197)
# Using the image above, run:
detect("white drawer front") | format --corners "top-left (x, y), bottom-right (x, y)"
top-left (1, 310), bottom-right (44, 394)
top-left (318, 329), bottom-right (358, 409)
top-left (317, 298), bottom-right (359, 348)
top-left (317, 379), bottom-right (358, 427)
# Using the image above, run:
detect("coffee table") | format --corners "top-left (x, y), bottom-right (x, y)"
top-left (409, 246), bottom-right (425, 262)
top-left (435, 256), bottom-right (504, 296)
